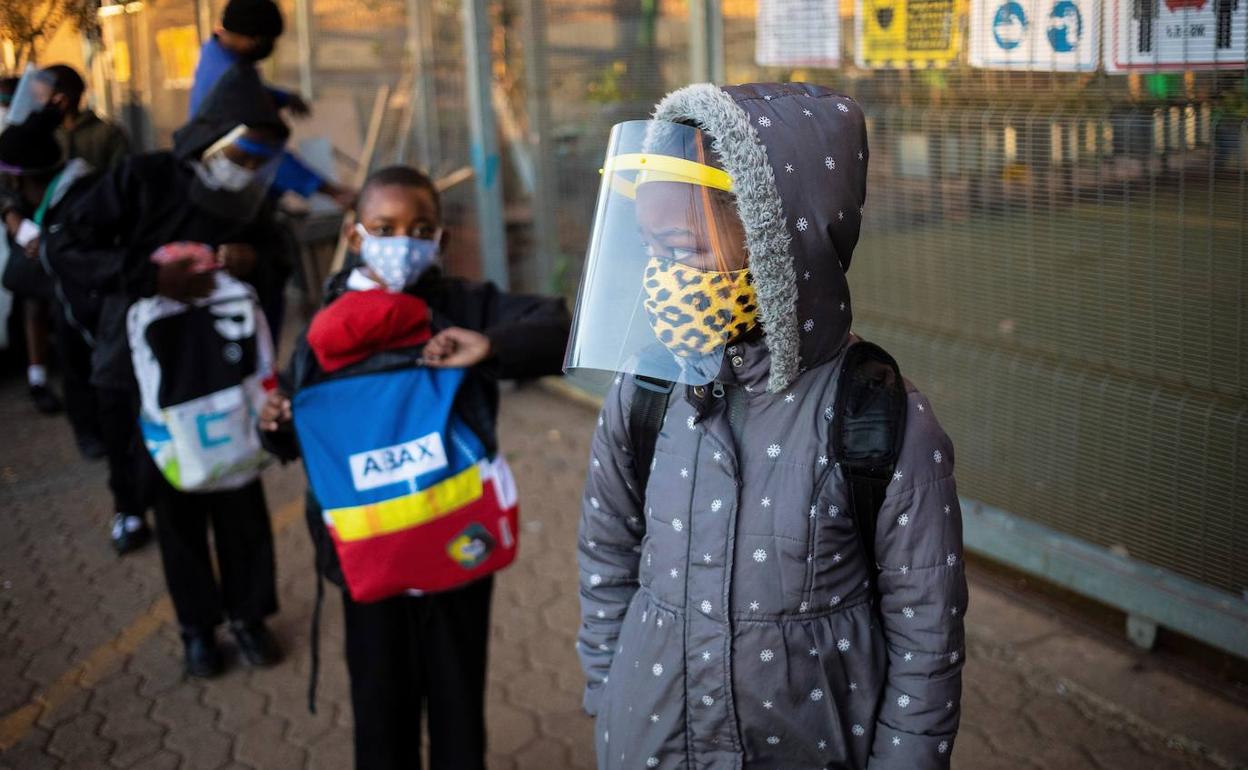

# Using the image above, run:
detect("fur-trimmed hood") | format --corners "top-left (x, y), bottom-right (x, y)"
top-left (653, 83), bottom-right (869, 392)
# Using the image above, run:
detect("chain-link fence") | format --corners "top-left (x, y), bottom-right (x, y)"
top-left (503, 1), bottom-right (1248, 614)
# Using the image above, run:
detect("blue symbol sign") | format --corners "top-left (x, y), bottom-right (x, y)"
top-left (992, 1), bottom-right (1028, 50)
top-left (1046, 0), bottom-right (1082, 52)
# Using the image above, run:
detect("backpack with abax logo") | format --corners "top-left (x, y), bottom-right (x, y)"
top-left (292, 364), bottom-right (519, 602)
top-left (128, 273), bottom-right (276, 492)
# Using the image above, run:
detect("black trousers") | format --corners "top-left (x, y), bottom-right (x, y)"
top-left (96, 386), bottom-right (147, 515)
top-left (152, 477), bottom-right (278, 631)
top-left (55, 314), bottom-right (99, 444)
top-left (342, 576), bottom-right (494, 770)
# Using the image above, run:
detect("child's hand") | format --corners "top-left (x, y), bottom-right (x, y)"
top-left (259, 391), bottom-right (292, 432)
top-left (217, 243), bottom-right (258, 278)
top-left (286, 93), bottom-right (313, 118)
top-left (323, 182), bottom-right (357, 210)
top-left (156, 258), bottom-right (216, 302)
top-left (3, 210), bottom-right (21, 236)
top-left (422, 327), bottom-right (492, 369)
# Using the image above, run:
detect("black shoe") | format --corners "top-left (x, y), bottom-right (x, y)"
top-left (182, 629), bottom-right (225, 678)
top-left (76, 433), bottom-right (107, 460)
top-left (29, 385), bottom-right (63, 415)
top-left (231, 620), bottom-right (282, 667)
top-left (110, 513), bottom-right (151, 555)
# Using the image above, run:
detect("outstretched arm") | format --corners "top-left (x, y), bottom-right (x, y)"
top-left (481, 283), bottom-right (571, 380)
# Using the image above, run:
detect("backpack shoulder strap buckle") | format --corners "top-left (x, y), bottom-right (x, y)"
top-left (634, 374), bottom-right (675, 395)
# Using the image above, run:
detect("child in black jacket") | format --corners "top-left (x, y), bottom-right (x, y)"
top-left (59, 64), bottom-right (292, 676)
top-left (260, 165), bottom-right (570, 770)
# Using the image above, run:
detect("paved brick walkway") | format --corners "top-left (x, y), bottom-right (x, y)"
top-left (1, 378), bottom-right (1245, 769)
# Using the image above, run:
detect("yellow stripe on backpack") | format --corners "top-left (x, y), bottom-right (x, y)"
top-left (326, 463), bottom-right (484, 542)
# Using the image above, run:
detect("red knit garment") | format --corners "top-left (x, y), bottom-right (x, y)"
top-left (306, 289), bottom-right (433, 373)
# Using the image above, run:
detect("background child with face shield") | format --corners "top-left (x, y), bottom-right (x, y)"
top-left (30, 64), bottom-right (130, 174)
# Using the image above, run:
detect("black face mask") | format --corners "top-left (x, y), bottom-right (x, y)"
top-left (36, 101), bottom-right (65, 123)
top-left (242, 39), bottom-right (276, 62)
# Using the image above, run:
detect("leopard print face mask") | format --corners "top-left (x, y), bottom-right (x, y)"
top-left (642, 257), bottom-right (759, 358)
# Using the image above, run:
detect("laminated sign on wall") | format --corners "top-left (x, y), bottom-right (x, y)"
top-left (756, 0), bottom-right (842, 67)
top-left (970, 0), bottom-right (1101, 69)
top-left (856, 0), bottom-right (968, 67)
top-left (1108, 0), bottom-right (1247, 69)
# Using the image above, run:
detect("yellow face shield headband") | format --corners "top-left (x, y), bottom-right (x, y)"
top-left (600, 153), bottom-right (734, 200)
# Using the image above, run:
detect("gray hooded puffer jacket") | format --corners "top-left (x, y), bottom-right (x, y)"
top-left (577, 83), bottom-right (968, 770)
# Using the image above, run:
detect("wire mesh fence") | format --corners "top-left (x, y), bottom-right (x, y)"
top-left (503, 0), bottom-right (1247, 599)
top-left (80, 0), bottom-right (1247, 601)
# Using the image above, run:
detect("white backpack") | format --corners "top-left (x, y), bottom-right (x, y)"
top-left (127, 273), bottom-right (275, 491)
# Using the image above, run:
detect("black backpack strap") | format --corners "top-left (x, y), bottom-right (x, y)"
top-left (306, 570), bottom-right (324, 714)
top-left (628, 375), bottom-right (674, 496)
top-left (832, 341), bottom-right (907, 608)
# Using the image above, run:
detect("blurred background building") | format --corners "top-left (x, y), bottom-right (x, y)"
top-left (3, 0), bottom-right (1246, 663)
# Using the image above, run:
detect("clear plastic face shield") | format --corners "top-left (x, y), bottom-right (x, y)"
top-left (4, 64), bottom-right (41, 127)
top-left (189, 124), bottom-right (283, 221)
top-left (564, 120), bottom-right (757, 386)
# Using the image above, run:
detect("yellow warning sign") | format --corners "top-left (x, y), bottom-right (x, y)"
top-left (111, 40), bottom-right (132, 84)
top-left (155, 25), bottom-right (200, 89)
top-left (855, 0), bottom-right (966, 68)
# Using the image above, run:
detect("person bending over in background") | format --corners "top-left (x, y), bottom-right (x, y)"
top-left (189, 0), bottom-right (354, 209)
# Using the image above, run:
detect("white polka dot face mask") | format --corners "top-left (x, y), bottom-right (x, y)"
top-left (356, 224), bottom-right (441, 292)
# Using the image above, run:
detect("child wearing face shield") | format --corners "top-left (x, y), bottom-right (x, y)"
top-left (55, 64), bottom-right (296, 678)
top-left (258, 166), bottom-right (570, 770)
top-left (571, 85), bottom-right (967, 770)
top-left (31, 64), bottom-right (130, 173)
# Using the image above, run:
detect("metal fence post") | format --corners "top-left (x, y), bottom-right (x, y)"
top-left (405, 0), bottom-right (439, 173)
top-left (195, 0), bottom-right (214, 45)
top-left (462, 0), bottom-right (509, 288)
top-left (521, 0), bottom-right (558, 293)
top-left (688, 0), bottom-right (724, 84)
top-left (293, 0), bottom-right (315, 100)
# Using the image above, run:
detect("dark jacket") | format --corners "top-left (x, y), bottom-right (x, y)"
top-left (56, 64), bottom-right (289, 390)
top-left (577, 83), bottom-right (967, 770)
top-left (57, 110), bottom-right (129, 171)
top-left (188, 37), bottom-right (293, 118)
top-left (57, 152), bottom-right (288, 390)
top-left (39, 159), bottom-right (104, 341)
top-left (1, 200), bottom-right (54, 302)
top-left (263, 266), bottom-right (570, 589)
